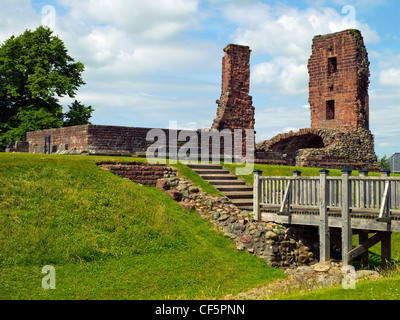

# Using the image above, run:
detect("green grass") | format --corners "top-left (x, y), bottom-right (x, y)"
top-left (92, 157), bottom-right (223, 196)
top-left (1, 154), bottom-right (399, 300)
top-left (171, 162), bottom-right (224, 196)
top-left (0, 153), bottom-right (284, 299)
top-left (282, 269), bottom-right (400, 300)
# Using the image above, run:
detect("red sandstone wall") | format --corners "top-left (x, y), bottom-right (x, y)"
top-left (87, 125), bottom-right (154, 153)
top-left (26, 125), bottom-right (89, 153)
top-left (213, 44), bottom-right (254, 130)
top-left (308, 29), bottom-right (370, 130)
top-left (212, 44), bottom-right (255, 157)
top-left (98, 162), bottom-right (176, 186)
top-left (25, 124), bottom-right (243, 158)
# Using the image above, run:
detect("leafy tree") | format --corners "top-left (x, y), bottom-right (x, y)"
top-left (378, 155), bottom-right (391, 171)
top-left (63, 100), bottom-right (94, 127)
top-left (0, 26), bottom-right (86, 150)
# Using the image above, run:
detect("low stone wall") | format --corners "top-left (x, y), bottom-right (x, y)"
top-left (97, 162), bottom-right (176, 186)
top-left (22, 124), bottom-right (238, 157)
top-left (157, 175), bottom-right (320, 269)
top-left (98, 160), bottom-right (331, 269)
top-left (5, 141), bottom-right (30, 153)
top-left (256, 127), bottom-right (380, 171)
top-left (26, 125), bottom-right (89, 154)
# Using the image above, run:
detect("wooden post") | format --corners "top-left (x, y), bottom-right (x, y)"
top-left (341, 168), bottom-right (352, 265)
top-left (319, 169), bottom-right (330, 261)
top-left (378, 169), bottom-right (391, 222)
top-left (293, 170), bottom-right (301, 206)
top-left (359, 170), bottom-right (368, 209)
top-left (253, 170), bottom-right (262, 221)
top-left (381, 231), bottom-right (392, 269)
top-left (359, 230), bottom-right (369, 269)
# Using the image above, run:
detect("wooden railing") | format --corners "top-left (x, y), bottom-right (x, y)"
top-left (253, 169), bottom-right (400, 265)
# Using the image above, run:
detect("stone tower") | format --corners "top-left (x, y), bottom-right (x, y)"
top-left (212, 44), bottom-right (255, 131)
top-left (308, 29), bottom-right (370, 131)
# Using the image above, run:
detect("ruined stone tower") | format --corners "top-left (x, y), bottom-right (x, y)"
top-left (256, 29), bottom-right (379, 170)
top-left (212, 44), bottom-right (255, 131)
top-left (211, 44), bottom-right (255, 158)
top-left (308, 29), bottom-right (370, 131)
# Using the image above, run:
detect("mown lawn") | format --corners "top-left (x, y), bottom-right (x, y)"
top-left (283, 272), bottom-right (400, 300)
top-left (0, 153), bottom-right (285, 299)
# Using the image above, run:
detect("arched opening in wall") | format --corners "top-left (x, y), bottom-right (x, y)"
top-left (269, 133), bottom-right (325, 154)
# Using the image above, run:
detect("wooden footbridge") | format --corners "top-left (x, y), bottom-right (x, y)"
top-left (253, 169), bottom-right (400, 267)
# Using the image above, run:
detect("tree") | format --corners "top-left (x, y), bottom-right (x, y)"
top-left (63, 100), bottom-right (94, 127)
top-left (378, 155), bottom-right (391, 171)
top-left (0, 26), bottom-right (86, 150)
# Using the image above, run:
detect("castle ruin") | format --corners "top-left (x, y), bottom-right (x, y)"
top-left (256, 29), bottom-right (379, 171)
top-left (6, 29), bottom-right (379, 171)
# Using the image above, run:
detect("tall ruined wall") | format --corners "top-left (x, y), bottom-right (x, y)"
top-left (212, 44), bottom-right (255, 158)
top-left (212, 44), bottom-right (255, 130)
top-left (256, 29), bottom-right (378, 171)
top-left (308, 29), bottom-right (370, 130)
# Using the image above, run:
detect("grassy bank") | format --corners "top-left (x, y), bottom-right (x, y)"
top-left (0, 153), bottom-right (285, 299)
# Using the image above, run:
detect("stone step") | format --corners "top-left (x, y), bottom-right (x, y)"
top-left (209, 180), bottom-right (246, 186)
top-left (186, 163), bottom-right (223, 170)
top-left (194, 169), bottom-right (231, 175)
top-left (236, 205), bottom-right (253, 211)
top-left (199, 174), bottom-right (239, 180)
top-left (187, 162), bottom-right (254, 211)
top-left (230, 198), bottom-right (254, 207)
top-left (223, 191), bottom-right (254, 199)
top-left (213, 185), bottom-right (253, 192)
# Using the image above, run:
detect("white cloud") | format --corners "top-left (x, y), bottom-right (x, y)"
top-left (0, 1), bottom-right (41, 41)
top-left (252, 57), bottom-right (308, 95)
top-left (254, 105), bottom-right (310, 142)
top-left (379, 68), bottom-right (400, 87)
top-left (228, 4), bottom-right (379, 58)
top-left (58, 0), bottom-right (200, 40)
top-left (284, 127), bottom-right (299, 133)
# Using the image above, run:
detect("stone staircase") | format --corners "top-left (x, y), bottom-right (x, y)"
top-left (186, 163), bottom-right (253, 210)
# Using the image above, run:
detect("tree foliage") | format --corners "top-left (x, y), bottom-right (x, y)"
top-left (0, 26), bottom-right (87, 150)
top-left (63, 100), bottom-right (94, 127)
top-left (378, 155), bottom-right (391, 171)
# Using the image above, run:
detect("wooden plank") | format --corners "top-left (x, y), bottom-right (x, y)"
top-left (381, 232), bottom-right (392, 269)
top-left (279, 180), bottom-right (292, 214)
top-left (342, 170), bottom-right (352, 265)
top-left (267, 179), bottom-right (271, 204)
top-left (378, 181), bottom-right (390, 220)
top-left (253, 171), bottom-right (261, 221)
top-left (359, 231), bottom-right (369, 269)
top-left (347, 232), bottom-right (387, 261)
top-left (371, 180), bottom-right (375, 209)
top-left (272, 179), bottom-right (276, 205)
top-left (319, 170), bottom-right (330, 261)
top-left (260, 210), bottom-right (400, 232)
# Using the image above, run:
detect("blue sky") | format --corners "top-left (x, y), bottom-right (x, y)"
top-left (1, 0), bottom-right (399, 158)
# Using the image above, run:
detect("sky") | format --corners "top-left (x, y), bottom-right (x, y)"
top-left (0, 0), bottom-right (399, 158)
